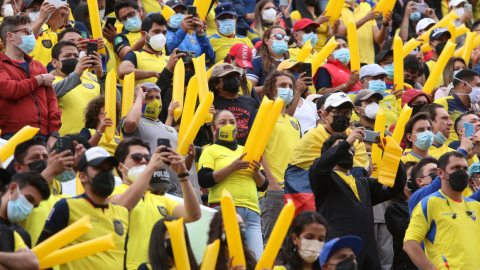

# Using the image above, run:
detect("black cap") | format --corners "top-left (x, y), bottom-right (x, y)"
top-left (316, 93), bottom-right (332, 111)
top-left (150, 168), bottom-right (171, 191)
top-left (20, 0), bottom-right (42, 12)
top-left (375, 50), bottom-right (393, 64)
top-left (430, 27), bottom-right (451, 41)
top-left (165, 0), bottom-right (186, 10)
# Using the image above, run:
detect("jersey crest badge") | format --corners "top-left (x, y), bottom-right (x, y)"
top-left (158, 206), bottom-right (168, 217)
top-left (470, 211), bottom-right (477, 222)
top-left (290, 120), bottom-right (299, 130)
top-left (115, 36), bottom-right (123, 45)
top-left (165, 126), bottom-right (173, 133)
top-left (42, 40), bottom-right (52, 48)
top-left (113, 220), bottom-right (124, 236)
top-left (114, 138), bottom-right (120, 144)
top-left (83, 83), bottom-right (95, 89)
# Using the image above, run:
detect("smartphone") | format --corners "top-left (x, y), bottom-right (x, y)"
top-left (157, 138), bottom-right (171, 165)
top-left (55, 136), bottom-right (74, 158)
top-left (187, 6), bottom-right (197, 17)
top-left (105, 17), bottom-right (116, 29)
top-left (177, 50), bottom-right (195, 63)
top-left (363, 130), bottom-right (381, 144)
top-left (464, 122), bottom-right (475, 138)
top-left (86, 42), bottom-right (98, 56)
top-left (301, 63), bottom-right (312, 86)
top-left (280, 0), bottom-right (288, 6)
top-left (465, 3), bottom-right (473, 23)
top-left (412, 3), bottom-right (426, 13)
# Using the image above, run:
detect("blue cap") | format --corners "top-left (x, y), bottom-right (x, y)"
top-left (215, 3), bottom-right (236, 19)
top-left (469, 162), bottom-right (480, 177)
top-left (319, 236), bottom-right (363, 269)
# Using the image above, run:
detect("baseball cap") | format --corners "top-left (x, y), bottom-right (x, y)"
top-left (215, 3), bottom-right (236, 19)
top-left (150, 169), bottom-right (171, 191)
top-left (228, 44), bottom-right (253, 70)
top-left (374, 50), bottom-right (393, 65)
top-left (293, 18), bottom-right (320, 33)
top-left (360, 64), bottom-right (388, 79)
top-left (140, 82), bottom-right (161, 92)
top-left (449, 0), bottom-right (466, 8)
top-left (210, 63), bottom-right (241, 78)
top-left (353, 89), bottom-right (383, 106)
top-left (430, 27), bottom-right (451, 41)
top-left (306, 94), bottom-right (322, 103)
top-left (316, 93), bottom-right (332, 111)
top-left (20, 0), bottom-right (42, 12)
top-left (324, 92), bottom-right (354, 111)
top-left (401, 89), bottom-right (432, 108)
top-left (277, 59), bottom-right (302, 71)
top-left (78, 147), bottom-right (119, 172)
top-left (165, 0), bottom-right (186, 10)
top-left (319, 236), bottom-right (363, 269)
top-left (469, 162), bottom-right (480, 177)
top-left (416, 18), bottom-right (436, 35)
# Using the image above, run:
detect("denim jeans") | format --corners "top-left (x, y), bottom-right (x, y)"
top-left (213, 205), bottom-right (264, 261)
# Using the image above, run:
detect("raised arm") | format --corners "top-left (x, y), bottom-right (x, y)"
top-left (123, 85), bottom-right (145, 134)
top-left (370, 161), bottom-right (407, 206)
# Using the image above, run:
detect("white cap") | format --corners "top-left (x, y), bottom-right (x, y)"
top-left (449, 0), bottom-right (466, 8)
top-left (360, 64), bottom-right (388, 79)
top-left (78, 146), bottom-right (119, 171)
top-left (305, 94), bottom-right (322, 102)
top-left (324, 92), bottom-right (354, 110)
top-left (416, 18), bottom-right (436, 34)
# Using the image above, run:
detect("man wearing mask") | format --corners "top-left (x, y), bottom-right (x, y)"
top-left (435, 69), bottom-right (480, 148)
top-left (0, 15), bottom-right (60, 147)
top-left (38, 147), bottom-right (129, 269)
top-left (110, 138), bottom-right (201, 270)
top-left (114, 0), bottom-right (147, 61)
top-left (209, 3), bottom-right (254, 64)
top-left (121, 83), bottom-right (202, 200)
top-left (119, 13), bottom-right (174, 86)
top-left (314, 35), bottom-right (362, 94)
top-left (415, 18), bottom-right (436, 62)
top-left (468, 162), bottom-right (480, 193)
top-left (375, 50), bottom-right (395, 90)
top-left (164, 0), bottom-right (214, 64)
top-left (284, 92), bottom-right (370, 216)
top-left (319, 236), bottom-right (363, 270)
top-left (289, 18), bottom-right (319, 62)
top-left (404, 151), bottom-right (480, 269)
top-left (401, 113), bottom-right (435, 163)
top-left (209, 63), bottom-right (258, 146)
top-left (408, 158), bottom-right (439, 214)
top-left (51, 41), bottom-right (106, 136)
top-left (310, 130), bottom-right (406, 270)
top-left (424, 27), bottom-right (451, 88)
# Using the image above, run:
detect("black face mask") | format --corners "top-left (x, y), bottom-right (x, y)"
top-left (429, 172), bottom-right (438, 181)
top-left (28, 159), bottom-right (47, 173)
top-left (330, 115), bottom-right (351, 132)
top-left (222, 76), bottom-right (240, 93)
top-left (338, 152), bottom-right (354, 169)
top-left (60, 58), bottom-right (79, 76)
top-left (165, 238), bottom-right (174, 258)
top-left (185, 70), bottom-right (195, 86)
top-left (411, 103), bottom-right (426, 116)
top-left (88, 170), bottom-right (115, 198)
top-left (434, 41), bottom-right (447, 56)
top-left (335, 257), bottom-right (358, 270)
top-left (405, 79), bottom-right (416, 87)
top-left (305, 0), bottom-right (318, 7)
top-left (447, 170), bottom-right (469, 192)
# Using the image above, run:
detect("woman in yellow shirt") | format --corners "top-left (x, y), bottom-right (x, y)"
top-left (198, 109), bottom-right (268, 260)
top-left (290, 0), bottom-right (331, 51)
top-left (274, 211), bottom-right (329, 270)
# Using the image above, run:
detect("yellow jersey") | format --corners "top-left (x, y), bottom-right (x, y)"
top-left (208, 33), bottom-right (254, 64)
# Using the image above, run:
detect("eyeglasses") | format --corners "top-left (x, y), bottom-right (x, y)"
top-left (328, 110), bottom-right (352, 118)
top-left (215, 3), bottom-right (234, 14)
top-left (130, 153), bottom-right (151, 163)
top-left (270, 33), bottom-right (289, 41)
top-left (12, 28), bottom-right (33, 35)
top-left (120, 11), bottom-right (137, 22)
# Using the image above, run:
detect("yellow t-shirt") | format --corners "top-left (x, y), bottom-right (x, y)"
top-left (400, 151), bottom-right (425, 164)
top-left (87, 129), bottom-right (119, 156)
top-left (340, 4), bottom-right (376, 64)
top-left (30, 29), bottom-right (58, 67)
top-left (290, 10), bottom-right (330, 52)
top-left (333, 169), bottom-right (360, 201)
top-left (13, 231), bottom-right (27, 251)
top-left (206, 3), bottom-right (218, 37)
top-left (110, 184), bottom-right (180, 270)
top-left (209, 33), bottom-right (254, 64)
top-left (125, 50), bottom-right (167, 86)
top-left (198, 144), bottom-right (261, 213)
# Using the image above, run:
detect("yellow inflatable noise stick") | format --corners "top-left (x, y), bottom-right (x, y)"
top-left (86, 0), bottom-right (106, 55)
top-left (255, 200), bottom-right (295, 270)
top-left (172, 58), bottom-right (185, 121)
top-left (378, 136), bottom-right (403, 187)
top-left (39, 233), bottom-right (116, 269)
top-left (193, 54), bottom-right (213, 124)
top-left (422, 41), bottom-right (456, 94)
top-left (121, 72), bottom-right (135, 141)
top-left (200, 239), bottom-right (220, 270)
top-left (295, 39), bottom-right (312, 62)
top-left (347, 19), bottom-right (360, 73)
top-left (392, 105), bottom-right (412, 145)
top-left (165, 218), bottom-right (191, 270)
top-left (462, 32), bottom-right (476, 65)
top-left (193, 0), bottom-right (213, 20)
top-left (312, 37), bottom-right (337, 74)
top-left (417, 11), bottom-right (458, 45)
top-left (323, 0), bottom-right (345, 27)
top-left (104, 70), bottom-right (117, 143)
top-left (32, 215), bottom-right (92, 261)
top-left (371, 108), bottom-right (386, 179)
top-left (178, 75), bottom-right (199, 144)
top-left (161, 5), bottom-right (175, 20)
top-left (394, 35), bottom-right (404, 90)
top-left (402, 38), bottom-right (421, 58)
top-left (252, 97), bottom-right (284, 163)
top-left (0, 125), bottom-right (38, 164)
top-left (221, 189), bottom-right (246, 267)
top-left (243, 97), bottom-right (273, 164)
top-left (448, 20), bottom-right (456, 44)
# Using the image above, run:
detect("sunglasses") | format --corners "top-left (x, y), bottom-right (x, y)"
top-left (270, 33), bottom-right (289, 41)
top-left (130, 153), bottom-right (151, 163)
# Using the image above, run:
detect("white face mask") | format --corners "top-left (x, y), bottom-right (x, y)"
top-left (146, 33), bottom-right (166, 51)
top-left (262, 8), bottom-right (276, 24)
top-left (360, 102), bottom-right (380, 119)
top-left (124, 164), bottom-right (147, 182)
top-left (99, 9), bottom-right (105, 19)
top-left (455, 7), bottom-right (465, 17)
top-left (2, 4), bottom-right (14, 17)
top-left (28, 12), bottom-right (40, 22)
top-left (298, 238), bottom-right (324, 263)
top-left (455, 78), bottom-right (480, 104)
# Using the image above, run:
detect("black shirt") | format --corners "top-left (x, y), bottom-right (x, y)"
top-left (0, 216), bottom-right (31, 248)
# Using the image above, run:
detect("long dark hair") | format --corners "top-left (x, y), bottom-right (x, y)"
top-left (281, 211), bottom-right (329, 270)
top-left (73, 2), bottom-right (91, 34)
top-left (259, 26), bottom-right (290, 72)
top-left (149, 217), bottom-right (199, 270)
top-left (207, 210), bottom-right (257, 270)
top-left (253, 0), bottom-right (276, 40)
top-left (295, 0), bottom-right (322, 20)
top-left (224, 54), bottom-right (251, 97)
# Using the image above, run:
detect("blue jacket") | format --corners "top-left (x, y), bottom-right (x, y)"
top-left (166, 28), bottom-right (215, 63)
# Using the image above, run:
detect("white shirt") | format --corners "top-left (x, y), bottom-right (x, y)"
top-left (293, 98), bottom-right (320, 135)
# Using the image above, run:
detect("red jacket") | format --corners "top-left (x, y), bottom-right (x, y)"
top-left (0, 52), bottom-right (61, 136)
top-left (314, 59), bottom-right (362, 93)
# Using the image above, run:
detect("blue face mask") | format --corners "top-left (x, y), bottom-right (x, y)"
top-left (7, 185), bottom-right (34, 223)
top-left (432, 123), bottom-right (448, 145)
top-left (56, 169), bottom-right (77, 182)
top-left (454, 69), bottom-right (462, 78)
top-left (368, 79), bottom-right (387, 94)
top-left (270, 40), bottom-right (288, 55)
top-left (333, 48), bottom-right (350, 65)
top-left (13, 33), bottom-right (36, 54)
top-left (123, 15), bottom-right (141, 32)
top-left (218, 19), bottom-right (236, 36)
top-left (301, 32), bottom-right (318, 47)
top-left (413, 130), bottom-right (434, 150)
top-left (275, 88), bottom-right (293, 104)
top-left (410, 12), bottom-right (421, 22)
top-left (384, 63), bottom-right (394, 79)
top-left (170, 13), bottom-right (185, 30)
